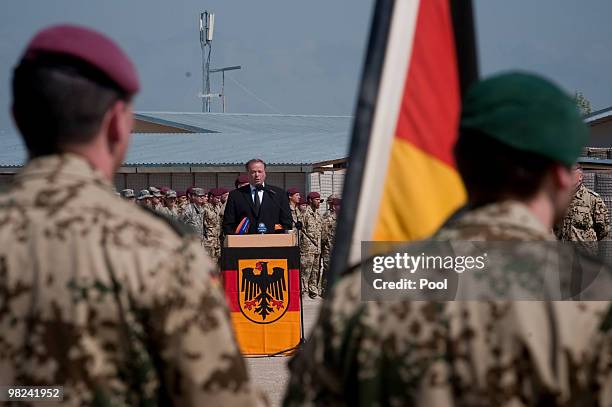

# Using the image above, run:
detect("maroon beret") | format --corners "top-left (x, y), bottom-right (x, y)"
top-left (331, 198), bottom-right (342, 206)
top-left (219, 188), bottom-right (230, 195)
top-left (236, 174), bottom-right (249, 184)
top-left (177, 191), bottom-right (186, 198)
top-left (186, 186), bottom-right (194, 195)
top-left (287, 187), bottom-right (300, 196)
top-left (298, 198), bottom-right (308, 205)
top-left (160, 186), bottom-right (170, 194)
top-left (307, 192), bottom-right (321, 200)
top-left (212, 188), bottom-right (225, 197)
top-left (23, 24), bottom-right (139, 95)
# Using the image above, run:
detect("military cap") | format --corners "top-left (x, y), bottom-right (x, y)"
top-left (148, 186), bottom-right (162, 197)
top-left (177, 191), bottom-right (186, 198)
top-left (137, 189), bottom-right (151, 200)
top-left (235, 174), bottom-right (249, 185)
top-left (121, 188), bottom-right (135, 198)
top-left (307, 192), bottom-right (321, 201)
top-left (327, 193), bottom-right (339, 202)
top-left (331, 198), bottom-right (342, 206)
top-left (165, 190), bottom-right (177, 198)
top-left (298, 198), bottom-right (308, 205)
top-left (209, 188), bottom-right (222, 197)
top-left (22, 24), bottom-right (139, 95)
top-left (287, 187), bottom-right (300, 196)
top-left (191, 187), bottom-right (205, 196)
top-left (460, 72), bottom-right (587, 166)
top-left (219, 187), bottom-right (230, 195)
top-left (186, 186), bottom-right (194, 196)
top-left (160, 186), bottom-right (170, 194)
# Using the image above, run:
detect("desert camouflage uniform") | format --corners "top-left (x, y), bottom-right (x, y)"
top-left (290, 204), bottom-right (301, 227)
top-left (299, 206), bottom-right (322, 296)
top-left (203, 203), bottom-right (221, 263)
top-left (159, 205), bottom-right (180, 221)
top-left (285, 200), bottom-right (612, 406)
top-left (180, 202), bottom-right (205, 243)
top-left (555, 183), bottom-right (609, 253)
top-left (0, 154), bottom-right (264, 406)
top-left (319, 210), bottom-right (337, 296)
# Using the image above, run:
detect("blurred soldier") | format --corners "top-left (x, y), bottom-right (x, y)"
top-left (148, 186), bottom-right (163, 211)
top-left (300, 192), bottom-right (323, 298)
top-left (176, 191), bottom-right (188, 215)
top-left (203, 188), bottom-right (223, 263)
top-left (235, 173), bottom-right (250, 189)
top-left (120, 188), bottom-right (135, 202)
top-left (285, 73), bottom-right (612, 405)
top-left (322, 193), bottom-right (338, 220)
top-left (555, 164), bottom-right (609, 253)
top-left (137, 189), bottom-right (152, 208)
top-left (180, 187), bottom-right (206, 243)
top-left (298, 197), bottom-right (308, 215)
top-left (159, 189), bottom-right (180, 220)
top-left (287, 187), bottom-right (302, 227)
top-left (3, 24), bottom-right (261, 406)
top-left (319, 197), bottom-right (340, 297)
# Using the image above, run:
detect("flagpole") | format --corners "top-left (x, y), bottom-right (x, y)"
top-left (450, 0), bottom-right (479, 96)
top-left (327, 0), bottom-right (396, 288)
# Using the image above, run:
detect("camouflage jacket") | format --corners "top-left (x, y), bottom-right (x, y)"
top-left (180, 203), bottom-right (205, 240)
top-left (321, 211), bottom-right (337, 262)
top-left (203, 203), bottom-right (221, 246)
top-left (555, 183), bottom-right (609, 241)
top-left (300, 206), bottom-right (322, 255)
top-left (158, 205), bottom-right (180, 220)
top-left (284, 201), bottom-right (612, 406)
top-left (290, 204), bottom-right (301, 227)
top-left (0, 154), bottom-right (263, 406)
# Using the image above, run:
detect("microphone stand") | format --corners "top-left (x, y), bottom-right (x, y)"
top-left (294, 220), bottom-right (306, 345)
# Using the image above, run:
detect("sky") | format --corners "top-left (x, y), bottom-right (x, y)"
top-left (1, 0), bottom-right (612, 136)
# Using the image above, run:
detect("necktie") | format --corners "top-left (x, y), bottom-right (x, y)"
top-left (254, 188), bottom-right (261, 214)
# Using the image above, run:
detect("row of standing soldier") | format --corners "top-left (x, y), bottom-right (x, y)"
top-left (119, 180), bottom-right (341, 283)
top-left (288, 189), bottom-right (341, 298)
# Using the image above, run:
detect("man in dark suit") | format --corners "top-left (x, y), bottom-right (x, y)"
top-left (223, 158), bottom-right (293, 234)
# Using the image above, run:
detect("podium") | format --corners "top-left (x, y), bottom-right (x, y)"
top-left (221, 233), bottom-right (302, 356)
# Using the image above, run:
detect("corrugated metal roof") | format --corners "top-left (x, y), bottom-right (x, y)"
top-left (0, 113), bottom-right (352, 167)
top-left (135, 112), bottom-right (351, 135)
top-left (585, 106), bottom-right (612, 124)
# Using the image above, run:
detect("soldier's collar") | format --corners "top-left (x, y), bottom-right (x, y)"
top-left (445, 200), bottom-right (553, 240)
top-left (16, 153), bottom-right (113, 189)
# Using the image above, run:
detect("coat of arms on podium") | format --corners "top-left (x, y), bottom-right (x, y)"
top-left (238, 259), bottom-right (290, 324)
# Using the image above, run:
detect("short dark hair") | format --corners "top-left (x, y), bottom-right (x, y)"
top-left (454, 129), bottom-right (558, 206)
top-left (12, 54), bottom-right (126, 157)
top-left (245, 158), bottom-right (266, 171)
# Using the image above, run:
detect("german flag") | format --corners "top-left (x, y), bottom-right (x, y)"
top-left (222, 246), bottom-right (301, 356)
top-left (330, 0), bottom-right (478, 283)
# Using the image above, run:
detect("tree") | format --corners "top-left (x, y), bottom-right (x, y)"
top-left (574, 91), bottom-right (592, 116)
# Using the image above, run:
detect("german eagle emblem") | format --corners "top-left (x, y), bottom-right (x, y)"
top-left (241, 261), bottom-right (287, 322)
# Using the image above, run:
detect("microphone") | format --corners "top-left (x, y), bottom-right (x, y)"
top-left (257, 222), bottom-right (267, 234)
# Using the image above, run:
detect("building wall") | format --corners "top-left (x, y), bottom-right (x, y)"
top-left (588, 119), bottom-right (612, 147)
top-left (308, 170), bottom-right (345, 214)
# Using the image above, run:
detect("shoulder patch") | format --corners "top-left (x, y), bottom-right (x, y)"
top-left (142, 206), bottom-right (196, 237)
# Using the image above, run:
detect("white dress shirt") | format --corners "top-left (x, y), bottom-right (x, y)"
top-left (250, 183), bottom-right (264, 205)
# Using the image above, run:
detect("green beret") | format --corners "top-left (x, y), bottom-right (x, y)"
top-left (460, 72), bottom-right (587, 166)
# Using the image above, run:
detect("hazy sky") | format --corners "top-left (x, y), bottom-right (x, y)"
top-left (1, 0), bottom-right (612, 135)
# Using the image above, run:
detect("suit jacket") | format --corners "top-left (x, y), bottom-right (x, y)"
top-left (223, 184), bottom-right (293, 234)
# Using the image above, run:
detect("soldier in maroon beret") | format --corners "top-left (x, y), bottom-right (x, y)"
top-left (234, 174), bottom-right (250, 189)
top-left (6, 24), bottom-right (260, 406)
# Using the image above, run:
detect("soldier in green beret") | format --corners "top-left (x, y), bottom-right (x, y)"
top-left (284, 72), bottom-right (612, 406)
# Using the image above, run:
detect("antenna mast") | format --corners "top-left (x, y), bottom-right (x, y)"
top-left (199, 11), bottom-right (215, 112)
